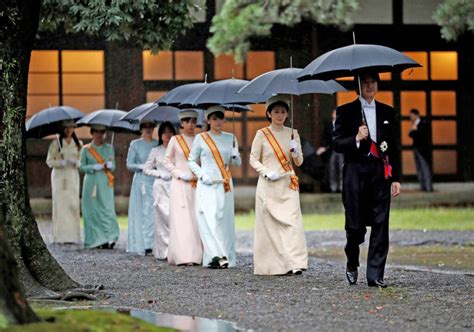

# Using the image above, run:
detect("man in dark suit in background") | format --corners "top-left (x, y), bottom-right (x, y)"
top-left (409, 109), bottom-right (433, 192)
top-left (333, 71), bottom-right (401, 288)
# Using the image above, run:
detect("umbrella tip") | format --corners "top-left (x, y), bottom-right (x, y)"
top-left (204, 73), bottom-right (207, 83)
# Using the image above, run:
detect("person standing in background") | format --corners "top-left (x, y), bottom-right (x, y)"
top-left (409, 109), bottom-right (433, 192)
top-left (46, 120), bottom-right (82, 244)
top-left (320, 110), bottom-right (344, 193)
top-left (126, 120), bottom-right (159, 255)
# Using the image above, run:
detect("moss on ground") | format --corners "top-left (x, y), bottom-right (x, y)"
top-left (1, 309), bottom-right (175, 332)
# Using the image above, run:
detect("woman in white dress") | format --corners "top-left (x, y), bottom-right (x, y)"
top-left (143, 121), bottom-right (175, 260)
top-left (188, 106), bottom-right (241, 269)
top-left (163, 109), bottom-right (203, 266)
top-left (46, 120), bottom-right (82, 244)
top-left (249, 95), bottom-right (308, 275)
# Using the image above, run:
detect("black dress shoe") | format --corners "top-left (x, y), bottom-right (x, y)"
top-left (346, 268), bottom-right (358, 285)
top-left (368, 279), bottom-right (388, 288)
top-left (145, 248), bottom-right (152, 255)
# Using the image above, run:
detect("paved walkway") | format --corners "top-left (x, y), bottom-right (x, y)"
top-left (39, 221), bottom-right (474, 331)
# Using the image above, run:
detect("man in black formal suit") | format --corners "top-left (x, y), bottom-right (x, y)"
top-left (409, 109), bottom-right (433, 192)
top-left (333, 71), bottom-right (401, 288)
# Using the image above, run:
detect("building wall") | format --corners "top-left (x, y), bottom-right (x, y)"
top-left (25, 2), bottom-right (474, 197)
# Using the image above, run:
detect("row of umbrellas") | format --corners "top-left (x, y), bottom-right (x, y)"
top-left (26, 43), bottom-right (420, 139)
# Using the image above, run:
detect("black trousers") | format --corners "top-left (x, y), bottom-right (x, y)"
top-left (342, 157), bottom-right (391, 282)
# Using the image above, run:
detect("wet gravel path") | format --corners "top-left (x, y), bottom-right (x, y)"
top-left (46, 229), bottom-right (474, 331)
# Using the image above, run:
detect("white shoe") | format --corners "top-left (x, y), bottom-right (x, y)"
top-left (218, 257), bottom-right (229, 269)
top-left (291, 269), bottom-right (303, 275)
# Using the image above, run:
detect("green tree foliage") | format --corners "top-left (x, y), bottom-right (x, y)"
top-left (433, 0), bottom-right (474, 41)
top-left (39, 0), bottom-right (196, 52)
top-left (207, 0), bottom-right (359, 62)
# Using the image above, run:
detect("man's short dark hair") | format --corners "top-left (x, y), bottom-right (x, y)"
top-left (410, 109), bottom-right (420, 116)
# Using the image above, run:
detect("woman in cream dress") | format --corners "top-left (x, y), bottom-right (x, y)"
top-left (188, 106), bottom-right (241, 269)
top-left (163, 110), bottom-right (203, 266)
top-left (249, 95), bottom-right (308, 275)
top-left (46, 120), bottom-right (82, 244)
top-left (143, 121), bottom-right (175, 260)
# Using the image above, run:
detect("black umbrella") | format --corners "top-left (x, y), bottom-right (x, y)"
top-left (179, 78), bottom-right (251, 108)
top-left (25, 106), bottom-right (84, 139)
top-left (297, 43), bottom-right (421, 81)
top-left (236, 68), bottom-right (346, 103)
top-left (120, 102), bottom-right (158, 122)
top-left (156, 82), bottom-right (209, 106)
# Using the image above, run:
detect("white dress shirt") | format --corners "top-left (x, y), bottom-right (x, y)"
top-left (356, 96), bottom-right (377, 148)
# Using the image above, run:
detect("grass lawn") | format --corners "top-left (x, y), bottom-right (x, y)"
top-left (115, 208), bottom-right (474, 231)
top-left (1, 309), bottom-right (173, 332)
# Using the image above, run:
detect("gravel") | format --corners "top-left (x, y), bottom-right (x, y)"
top-left (45, 228), bottom-right (474, 331)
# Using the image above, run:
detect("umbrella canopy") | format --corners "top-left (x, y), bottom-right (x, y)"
top-left (110, 120), bottom-right (140, 134)
top-left (235, 68), bottom-right (346, 103)
top-left (297, 44), bottom-right (421, 81)
top-left (221, 104), bottom-right (252, 112)
top-left (132, 106), bottom-right (205, 127)
top-left (25, 106), bottom-right (84, 139)
top-left (77, 109), bottom-right (128, 130)
top-left (179, 78), bottom-right (251, 107)
top-left (120, 102), bottom-right (158, 122)
top-left (156, 82), bottom-right (209, 106)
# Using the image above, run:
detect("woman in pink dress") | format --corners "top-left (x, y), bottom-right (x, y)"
top-left (163, 109), bottom-right (203, 266)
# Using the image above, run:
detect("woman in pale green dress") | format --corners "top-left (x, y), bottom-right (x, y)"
top-left (80, 124), bottom-right (119, 249)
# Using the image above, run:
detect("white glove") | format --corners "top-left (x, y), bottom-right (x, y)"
top-left (290, 139), bottom-right (298, 152)
top-left (232, 145), bottom-right (239, 158)
top-left (138, 164), bottom-right (146, 170)
top-left (93, 163), bottom-right (104, 171)
top-left (265, 171), bottom-right (280, 181)
top-left (179, 173), bottom-right (193, 181)
top-left (200, 174), bottom-right (213, 185)
top-left (67, 158), bottom-right (78, 166)
top-left (106, 161), bottom-right (113, 169)
top-left (60, 159), bottom-right (67, 167)
top-left (159, 173), bottom-right (171, 181)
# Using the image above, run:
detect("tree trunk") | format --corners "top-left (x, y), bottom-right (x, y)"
top-left (0, 192), bottom-right (40, 325)
top-left (0, 0), bottom-right (79, 298)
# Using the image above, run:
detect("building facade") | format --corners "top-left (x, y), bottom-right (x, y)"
top-left (26, 0), bottom-right (474, 197)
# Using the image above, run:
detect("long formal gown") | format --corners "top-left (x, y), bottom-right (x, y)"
top-left (249, 125), bottom-right (308, 275)
top-left (46, 138), bottom-right (82, 243)
top-left (163, 134), bottom-right (203, 265)
top-left (80, 143), bottom-right (119, 249)
top-left (188, 131), bottom-right (241, 267)
top-left (143, 144), bottom-right (171, 259)
top-left (126, 138), bottom-right (158, 254)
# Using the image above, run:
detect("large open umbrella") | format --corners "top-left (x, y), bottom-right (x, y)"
top-left (156, 82), bottom-right (209, 106)
top-left (120, 102), bottom-right (158, 122)
top-left (297, 43), bottom-right (421, 81)
top-left (236, 67), bottom-right (346, 103)
top-left (179, 78), bottom-right (251, 108)
top-left (77, 109), bottom-right (127, 128)
top-left (26, 106), bottom-right (84, 139)
top-left (130, 106), bottom-right (205, 127)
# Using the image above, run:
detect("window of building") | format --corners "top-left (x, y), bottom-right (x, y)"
top-left (402, 52), bottom-right (428, 80)
top-left (430, 51), bottom-right (457, 80)
top-left (27, 50), bottom-right (105, 118)
top-left (146, 91), bottom-right (168, 103)
top-left (143, 50), bottom-right (204, 81)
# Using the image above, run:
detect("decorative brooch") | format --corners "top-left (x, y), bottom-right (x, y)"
top-left (380, 141), bottom-right (388, 152)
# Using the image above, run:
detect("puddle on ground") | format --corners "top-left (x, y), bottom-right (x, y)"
top-left (52, 306), bottom-right (244, 331)
top-left (117, 308), bottom-right (243, 331)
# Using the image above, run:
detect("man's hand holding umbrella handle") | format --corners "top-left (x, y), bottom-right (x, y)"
top-left (356, 124), bottom-right (369, 141)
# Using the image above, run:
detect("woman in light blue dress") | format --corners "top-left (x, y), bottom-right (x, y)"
top-left (126, 121), bottom-right (158, 255)
top-left (188, 106), bottom-right (241, 268)
top-left (80, 124), bottom-right (119, 249)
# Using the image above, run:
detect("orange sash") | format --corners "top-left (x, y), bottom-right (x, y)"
top-left (201, 133), bottom-right (231, 193)
top-left (175, 135), bottom-right (197, 188)
top-left (86, 144), bottom-right (114, 187)
top-left (261, 127), bottom-right (299, 191)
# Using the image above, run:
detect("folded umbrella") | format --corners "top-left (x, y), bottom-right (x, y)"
top-left (25, 106), bottom-right (84, 139)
